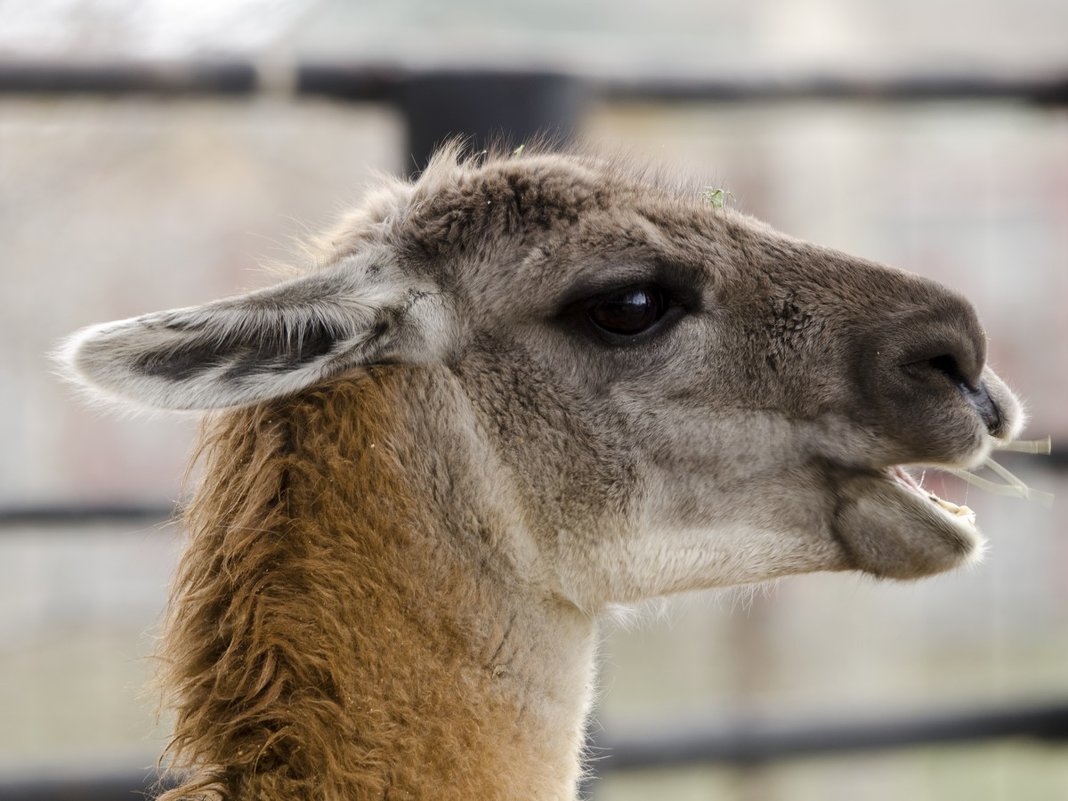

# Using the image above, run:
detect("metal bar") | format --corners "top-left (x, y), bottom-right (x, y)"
top-left (0, 59), bottom-right (256, 96)
top-left (0, 503), bottom-right (177, 527)
top-left (0, 770), bottom-right (171, 801)
top-left (1, 59), bottom-right (1067, 106)
top-left (591, 701), bottom-right (1068, 772)
top-left (1, 702), bottom-right (1064, 800)
top-left (596, 72), bottom-right (1068, 106)
top-left (295, 62), bottom-right (399, 101)
top-left (2, 446), bottom-right (1059, 529)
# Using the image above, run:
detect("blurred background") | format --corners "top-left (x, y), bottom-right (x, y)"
top-left (1, 1), bottom-right (1067, 799)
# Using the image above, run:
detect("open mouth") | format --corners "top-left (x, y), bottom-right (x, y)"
top-left (887, 465), bottom-right (976, 528)
top-left (886, 436), bottom-right (1053, 529)
top-left (824, 435), bottom-right (1049, 580)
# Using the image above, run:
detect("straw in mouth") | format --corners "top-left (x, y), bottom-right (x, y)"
top-left (947, 442), bottom-right (1054, 507)
top-left (888, 437), bottom-right (1053, 527)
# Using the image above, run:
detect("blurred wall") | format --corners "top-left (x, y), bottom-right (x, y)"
top-left (0, 97), bottom-right (401, 773)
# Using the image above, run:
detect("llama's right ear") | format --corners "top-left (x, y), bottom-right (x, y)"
top-left (56, 256), bottom-right (449, 410)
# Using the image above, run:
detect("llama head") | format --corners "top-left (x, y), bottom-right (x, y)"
top-left (58, 147), bottom-right (1025, 611)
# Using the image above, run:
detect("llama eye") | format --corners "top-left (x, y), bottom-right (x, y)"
top-left (587, 286), bottom-right (668, 338)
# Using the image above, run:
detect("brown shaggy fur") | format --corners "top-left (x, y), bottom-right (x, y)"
top-left (158, 369), bottom-right (563, 800)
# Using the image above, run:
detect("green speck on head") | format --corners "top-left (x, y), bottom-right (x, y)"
top-left (701, 187), bottom-right (734, 209)
top-left (512, 144), bottom-right (526, 158)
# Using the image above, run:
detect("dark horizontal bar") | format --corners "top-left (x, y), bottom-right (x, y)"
top-left (2, 701), bottom-right (1064, 800)
top-left (0, 503), bottom-right (177, 527)
top-left (597, 72), bottom-right (1068, 106)
top-left (295, 62), bottom-right (401, 101)
top-left (0, 770), bottom-right (172, 801)
top-left (0, 59), bottom-right (256, 96)
top-left (1, 59), bottom-right (1067, 106)
top-left (0, 447), bottom-right (1059, 529)
top-left (592, 700), bottom-right (1068, 771)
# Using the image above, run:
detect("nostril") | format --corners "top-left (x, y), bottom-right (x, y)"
top-left (915, 353), bottom-right (973, 392)
top-left (964, 381), bottom-right (1004, 437)
top-left (905, 353), bottom-right (1002, 435)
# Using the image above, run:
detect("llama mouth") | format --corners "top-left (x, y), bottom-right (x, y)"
top-left (835, 439), bottom-right (1048, 578)
top-left (886, 465), bottom-right (977, 529)
top-left (828, 462), bottom-right (984, 579)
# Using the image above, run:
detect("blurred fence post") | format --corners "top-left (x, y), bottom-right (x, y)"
top-left (396, 70), bottom-right (587, 175)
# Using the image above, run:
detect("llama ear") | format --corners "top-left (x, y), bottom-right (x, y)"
top-left (57, 258), bottom-right (448, 410)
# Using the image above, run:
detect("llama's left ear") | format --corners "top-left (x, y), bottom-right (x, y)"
top-left (57, 256), bottom-right (448, 410)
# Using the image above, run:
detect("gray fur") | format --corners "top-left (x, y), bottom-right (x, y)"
top-left (58, 144), bottom-right (1024, 594)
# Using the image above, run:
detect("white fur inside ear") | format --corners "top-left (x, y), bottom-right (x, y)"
top-left (55, 256), bottom-right (450, 411)
top-left (56, 306), bottom-right (342, 411)
top-left (54, 316), bottom-right (179, 413)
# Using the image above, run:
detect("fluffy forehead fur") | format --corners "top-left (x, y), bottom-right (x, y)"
top-left (313, 145), bottom-right (744, 297)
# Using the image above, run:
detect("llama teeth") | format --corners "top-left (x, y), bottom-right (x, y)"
top-left (934, 497), bottom-right (976, 525)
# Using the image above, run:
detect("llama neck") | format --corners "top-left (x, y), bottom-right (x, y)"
top-left (162, 369), bottom-right (596, 801)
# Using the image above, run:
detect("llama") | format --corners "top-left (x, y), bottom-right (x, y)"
top-left (59, 146), bottom-right (1024, 800)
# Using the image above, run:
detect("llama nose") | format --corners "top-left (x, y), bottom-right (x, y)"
top-left (891, 292), bottom-right (1004, 437)
top-left (850, 276), bottom-right (1005, 445)
top-left (911, 355), bottom-right (1004, 436)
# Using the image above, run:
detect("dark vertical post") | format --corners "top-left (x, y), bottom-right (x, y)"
top-left (397, 70), bottom-right (586, 176)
